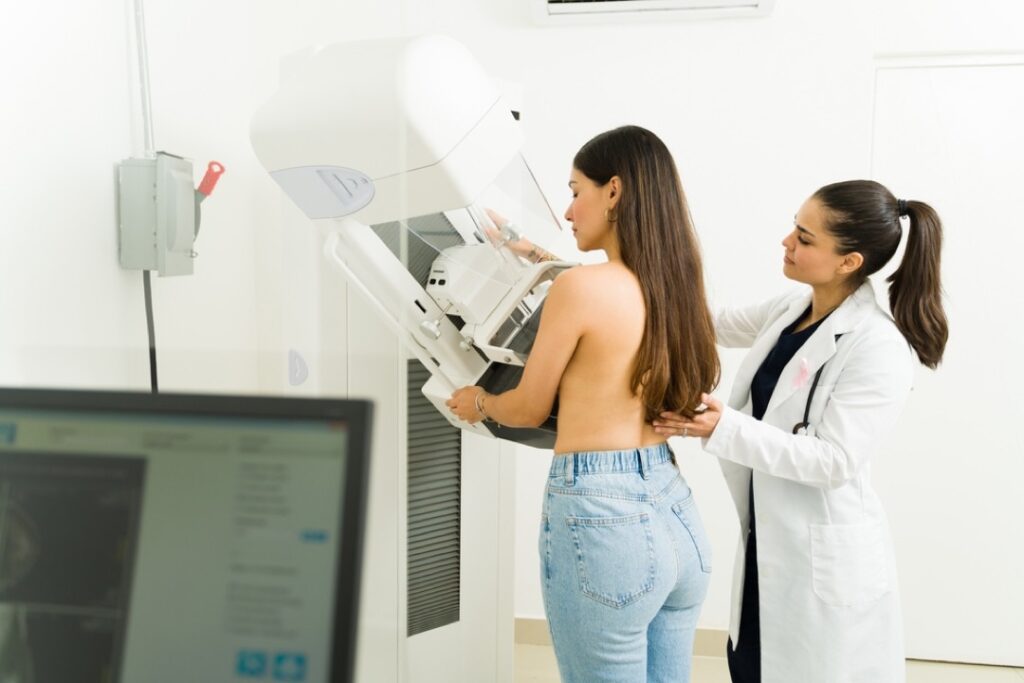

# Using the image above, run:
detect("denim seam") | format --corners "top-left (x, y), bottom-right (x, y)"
top-left (565, 512), bottom-right (648, 526)
top-left (547, 454), bottom-right (673, 479)
top-left (672, 501), bottom-right (712, 574)
top-left (546, 469), bottom-right (680, 504)
top-left (651, 473), bottom-right (682, 504)
top-left (541, 511), bottom-right (551, 583)
top-left (548, 487), bottom-right (652, 503)
top-left (658, 507), bottom-right (683, 595)
top-left (547, 467), bottom-right (672, 479)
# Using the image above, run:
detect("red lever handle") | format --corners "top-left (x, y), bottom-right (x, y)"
top-left (197, 161), bottom-right (225, 196)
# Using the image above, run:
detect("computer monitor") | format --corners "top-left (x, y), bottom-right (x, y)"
top-left (0, 388), bottom-right (372, 683)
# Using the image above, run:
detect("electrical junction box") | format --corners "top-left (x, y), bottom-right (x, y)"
top-left (118, 152), bottom-right (195, 276)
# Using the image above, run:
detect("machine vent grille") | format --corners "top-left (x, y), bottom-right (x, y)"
top-left (407, 360), bottom-right (462, 636)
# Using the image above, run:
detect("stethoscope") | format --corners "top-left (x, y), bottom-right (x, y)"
top-left (792, 365), bottom-right (826, 435)
top-left (792, 333), bottom-right (845, 435)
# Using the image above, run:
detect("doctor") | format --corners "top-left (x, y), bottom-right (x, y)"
top-left (654, 179), bottom-right (948, 683)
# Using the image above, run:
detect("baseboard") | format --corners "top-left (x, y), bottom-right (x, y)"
top-left (515, 620), bottom-right (1024, 668)
top-left (514, 617), bottom-right (552, 647)
top-left (515, 618), bottom-right (729, 658)
top-left (693, 628), bottom-right (730, 658)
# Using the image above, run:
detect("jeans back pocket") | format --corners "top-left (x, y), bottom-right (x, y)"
top-left (672, 496), bottom-right (713, 574)
top-left (566, 512), bottom-right (656, 609)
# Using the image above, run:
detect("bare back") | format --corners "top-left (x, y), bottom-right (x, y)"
top-left (553, 263), bottom-right (665, 454)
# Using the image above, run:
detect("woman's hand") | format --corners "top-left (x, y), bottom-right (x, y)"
top-left (446, 386), bottom-right (486, 424)
top-left (483, 208), bottom-right (535, 259)
top-left (484, 208), bottom-right (560, 263)
top-left (652, 393), bottom-right (724, 439)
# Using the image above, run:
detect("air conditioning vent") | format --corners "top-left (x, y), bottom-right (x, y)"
top-left (536, 0), bottom-right (774, 23)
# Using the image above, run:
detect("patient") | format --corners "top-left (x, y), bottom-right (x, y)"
top-left (447, 125), bottom-right (719, 682)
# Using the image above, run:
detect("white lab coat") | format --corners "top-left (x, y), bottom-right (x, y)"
top-left (705, 281), bottom-right (912, 683)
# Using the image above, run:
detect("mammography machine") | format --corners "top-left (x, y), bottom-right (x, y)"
top-left (251, 34), bottom-right (572, 448)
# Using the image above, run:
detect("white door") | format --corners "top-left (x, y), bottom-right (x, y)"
top-left (870, 57), bottom-right (1024, 667)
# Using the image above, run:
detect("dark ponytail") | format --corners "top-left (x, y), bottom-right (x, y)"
top-left (886, 200), bottom-right (948, 368)
top-left (813, 180), bottom-right (948, 369)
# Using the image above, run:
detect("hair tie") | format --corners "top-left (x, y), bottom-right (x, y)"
top-left (897, 198), bottom-right (909, 217)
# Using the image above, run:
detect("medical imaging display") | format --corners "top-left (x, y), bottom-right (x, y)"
top-left (0, 452), bottom-right (144, 683)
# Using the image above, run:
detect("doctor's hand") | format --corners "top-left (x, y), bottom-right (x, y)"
top-left (652, 393), bottom-right (724, 439)
top-left (446, 386), bottom-right (486, 424)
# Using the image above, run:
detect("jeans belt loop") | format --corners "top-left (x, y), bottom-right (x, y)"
top-left (638, 448), bottom-right (650, 480)
top-left (565, 455), bottom-right (576, 487)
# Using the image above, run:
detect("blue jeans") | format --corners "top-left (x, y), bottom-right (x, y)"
top-left (540, 443), bottom-right (712, 683)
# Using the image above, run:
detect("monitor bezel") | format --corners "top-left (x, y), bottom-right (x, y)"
top-left (0, 387), bottom-right (373, 683)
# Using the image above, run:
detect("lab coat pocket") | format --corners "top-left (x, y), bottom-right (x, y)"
top-left (810, 522), bottom-right (889, 607)
top-left (566, 513), bottom-right (655, 609)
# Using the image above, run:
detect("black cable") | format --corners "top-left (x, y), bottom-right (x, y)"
top-left (143, 270), bottom-right (158, 392)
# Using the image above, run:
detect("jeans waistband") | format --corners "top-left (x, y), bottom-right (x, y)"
top-left (550, 443), bottom-right (673, 484)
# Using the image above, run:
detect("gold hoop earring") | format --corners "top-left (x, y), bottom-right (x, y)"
top-left (604, 208), bottom-right (618, 223)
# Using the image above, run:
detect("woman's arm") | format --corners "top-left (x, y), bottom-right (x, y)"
top-left (447, 269), bottom-right (586, 427)
top-left (656, 331), bottom-right (914, 489)
top-left (484, 208), bottom-right (562, 263)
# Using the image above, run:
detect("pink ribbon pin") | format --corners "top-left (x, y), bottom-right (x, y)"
top-left (793, 358), bottom-right (811, 389)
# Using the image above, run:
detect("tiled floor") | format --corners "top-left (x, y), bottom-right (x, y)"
top-left (515, 644), bottom-right (1024, 682)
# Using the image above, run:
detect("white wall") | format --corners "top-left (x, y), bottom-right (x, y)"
top-left (0, 0), bottom-right (407, 394)
top-left (6, 0), bottom-right (1024, 668)
top-left (2, 1), bottom-right (150, 390)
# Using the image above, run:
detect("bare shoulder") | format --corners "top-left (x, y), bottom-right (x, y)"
top-left (541, 267), bottom-right (590, 317)
top-left (555, 262), bottom-right (636, 289)
top-left (549, 264), bottom-right (642, 334)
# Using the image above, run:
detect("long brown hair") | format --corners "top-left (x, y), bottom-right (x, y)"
top-left (573, 126), bottom-right (719, 420)
top-left (813, 180), bottom-right (948, 368)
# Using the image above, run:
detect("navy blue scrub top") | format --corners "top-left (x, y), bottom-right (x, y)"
top-left (726, 306), bottom-right (833, 683)
top-left (750, 307), bottom-right (830, 421)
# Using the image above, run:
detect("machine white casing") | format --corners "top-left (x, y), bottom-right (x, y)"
top-left (252, 34), bottom-right (570, 444)
top-left (251, 34), bottom-right (570, 683)
top-left (251, 35), bottom-right (523, 227)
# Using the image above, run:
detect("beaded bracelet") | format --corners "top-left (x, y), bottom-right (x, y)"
top-left (474, 390), bottom-right (492, 422)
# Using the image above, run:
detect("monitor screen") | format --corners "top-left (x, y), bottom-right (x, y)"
top-left (0, 389), bottom-right (372, 683)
